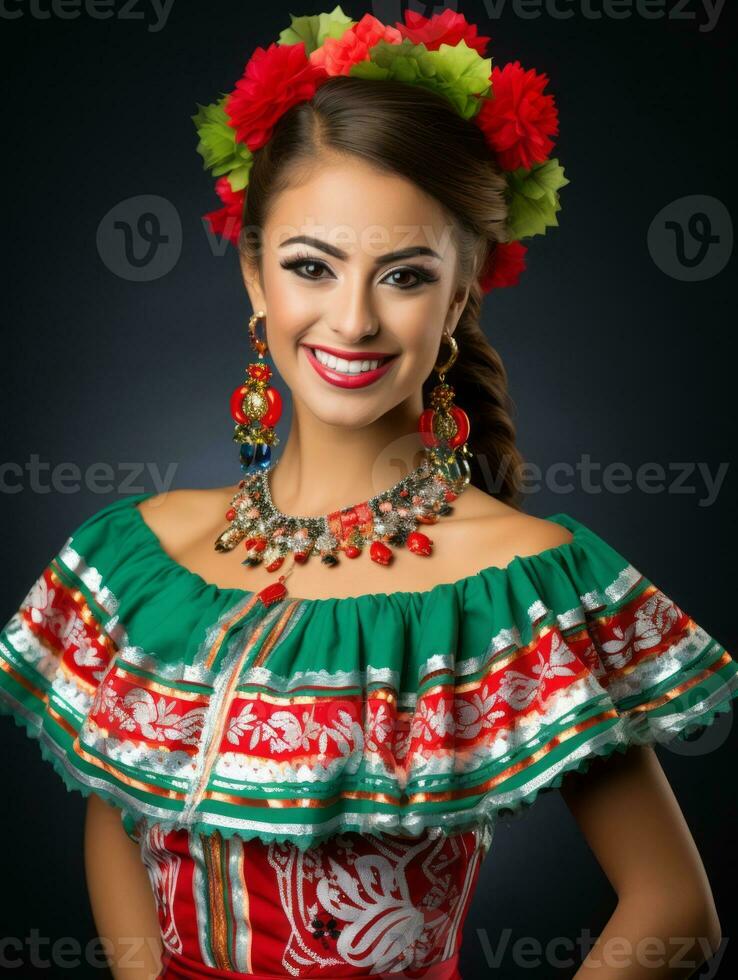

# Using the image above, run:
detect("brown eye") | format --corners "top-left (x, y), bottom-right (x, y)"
top-left (292, 259), bottom-right (326, 279)
top-left (301, 261), bottom-right (327, 279)
top-left (384, 269), bottom-right (419, 288)
top-left (279, 255), bottom-right (333, 281)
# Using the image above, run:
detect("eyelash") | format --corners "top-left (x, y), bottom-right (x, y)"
top-left (279, 251), bottom-right (439, 290)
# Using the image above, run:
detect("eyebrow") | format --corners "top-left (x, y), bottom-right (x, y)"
top-left (279, 234), bottom-right (442, 264)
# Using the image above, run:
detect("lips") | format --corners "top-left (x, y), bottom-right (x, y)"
top-left (302, 344), bottom-right (398, 390)
top-left (308, 343), bottom-right (397, 362)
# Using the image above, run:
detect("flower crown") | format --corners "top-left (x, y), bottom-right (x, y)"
top-left (192, 6), bottom-right (569, 292)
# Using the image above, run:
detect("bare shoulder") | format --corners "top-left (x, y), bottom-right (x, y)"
top-left (136, 485), bottom-right (238, 555)
top-left (497, 510), bottom-right (574, 556)
top-left (450, 486), bottom-right (574, 561)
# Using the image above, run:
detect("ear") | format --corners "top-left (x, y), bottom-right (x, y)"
top-left (239, 251), bottom-right (266, 312)
top-left (444, 280), bottom-right (471, 336)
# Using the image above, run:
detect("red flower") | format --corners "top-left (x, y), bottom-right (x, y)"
top-left (310, 14), bottom-right (402, 76)
top-left (475, 61), bottom-right (559, 172)
top-left (204, 176), bottom-right (245, 245)
top-left (396, 9), bottom-right (491, 56)
top-left (479, 241), bottom-right (527, 291)
top-left (226, 42), bottom-right (328, 151)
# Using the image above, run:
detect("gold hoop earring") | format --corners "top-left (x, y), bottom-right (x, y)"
top-left (433, 329), bottom-right (458, 378)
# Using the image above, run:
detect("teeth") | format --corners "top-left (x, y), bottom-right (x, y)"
top-left (313, 349), bottom-right (384, 374)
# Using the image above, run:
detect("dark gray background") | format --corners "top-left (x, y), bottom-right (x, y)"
top-left (1, 1), bottom-right (735, 977)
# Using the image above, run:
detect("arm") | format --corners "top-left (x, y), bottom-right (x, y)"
top-left (84, 795), bottom-right (163, 980)
top-left (561, 745), bottom-right (723, 978)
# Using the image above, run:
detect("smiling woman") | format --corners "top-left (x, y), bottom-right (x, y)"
top-left (233, 75), bottom-right (521, 506)
top-left (1, 6), bottom-right (735, 980)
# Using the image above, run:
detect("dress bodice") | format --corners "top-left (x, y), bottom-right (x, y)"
top-left (138, 821), bottom-right (486, 977)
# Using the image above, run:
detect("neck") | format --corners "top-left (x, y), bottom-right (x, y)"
top-left (267, 392), bottom-right (427, 518)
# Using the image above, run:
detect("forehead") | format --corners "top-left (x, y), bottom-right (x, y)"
top-left (264, 156), bottom-right (457, 260)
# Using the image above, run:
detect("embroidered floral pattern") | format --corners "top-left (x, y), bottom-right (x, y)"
top-left (600, 591), bottom-right (683, 670)
top-left (1, 504), bottom-right (735, 860)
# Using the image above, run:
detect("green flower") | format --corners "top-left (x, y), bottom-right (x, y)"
top-left (507, 159), bottom-right (570, 239)
top-left (278, 5), bottom-right (355, 54)
top-left (349, 39), bottom-right (492, 120)
top-left (191, 97), bottom-right (253, 191)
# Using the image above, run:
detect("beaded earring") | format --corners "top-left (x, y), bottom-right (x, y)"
top-left (229, 311), bottom-right (283, 474)
top-left (418, 329), bottom-right (472, 491)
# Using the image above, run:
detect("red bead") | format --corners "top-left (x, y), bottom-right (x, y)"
top-left (266, 557), bottom-right (284, 572)
top-left (244, 537), bottom-right (266, 552)
top-left (344, 545), bottom-right (361, 558)
top-left (225, 508), bottom-right (236, 521)
top-left (407, 531), bottom-right (433, 556)
top-left (418, 408), bottom-right (438, 447)
top-left (261, 387), bottom-right (283, 427)
top-left (256, 581), bottom-right (287, 607)
top-left (370, 540), bottom-right (393, 565)
top-left (444, 490), bottom-right (457, 502)
top-left (230, 385), bottom-right (250, 425)
top-left (294, 551), bottom-right (309, 564)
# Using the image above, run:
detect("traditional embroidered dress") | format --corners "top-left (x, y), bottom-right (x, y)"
top-left (1, 493), bottom-right (736, 980)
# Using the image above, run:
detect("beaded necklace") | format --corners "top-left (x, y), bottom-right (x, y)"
top-left (214, 446), bottom-right (467, 606)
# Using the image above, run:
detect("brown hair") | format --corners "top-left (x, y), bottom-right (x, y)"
top-left (239, 75), bottom-right (525, 510)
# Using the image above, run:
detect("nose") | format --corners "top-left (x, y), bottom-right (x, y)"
top-left (326, 271), bottom-right (379, 345)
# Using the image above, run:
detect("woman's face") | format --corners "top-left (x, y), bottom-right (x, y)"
top-left (240, 154), bottom-right (470, 430)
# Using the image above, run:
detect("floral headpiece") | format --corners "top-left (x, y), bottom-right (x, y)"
top-left (192, 6), bottom-right (569, 291)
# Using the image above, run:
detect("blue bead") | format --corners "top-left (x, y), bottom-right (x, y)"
top-left (239, 442), bottom-right (271, 473)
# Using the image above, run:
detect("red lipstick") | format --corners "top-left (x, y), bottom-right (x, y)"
top-left (301, 344), bottom-right (398, 390)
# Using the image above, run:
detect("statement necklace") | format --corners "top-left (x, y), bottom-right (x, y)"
top-left (214, 446), bottom-right (470, 606)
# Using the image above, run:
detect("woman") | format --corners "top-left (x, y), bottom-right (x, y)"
top-left (2, 9), bottom-right (735, 980)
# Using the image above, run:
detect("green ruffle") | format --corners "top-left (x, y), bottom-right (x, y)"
top-left (1, 492), bottom-right (736, 852)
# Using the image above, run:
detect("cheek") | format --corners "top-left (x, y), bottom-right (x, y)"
top-left (261, 261), bottom-right (317, 331)
top-left (381, 296), bottom-right (445, 366)
top-left (261, 286), bottom-right (314, 355)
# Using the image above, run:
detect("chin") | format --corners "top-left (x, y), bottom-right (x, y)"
top-left (301, 394), bottom-right (390, 429)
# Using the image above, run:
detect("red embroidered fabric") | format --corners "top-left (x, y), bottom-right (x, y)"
top-left (138, 821), bottom-right (486, 978)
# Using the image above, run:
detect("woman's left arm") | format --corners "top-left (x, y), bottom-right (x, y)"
top-left (560, 744), bottom-right (723, 978)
